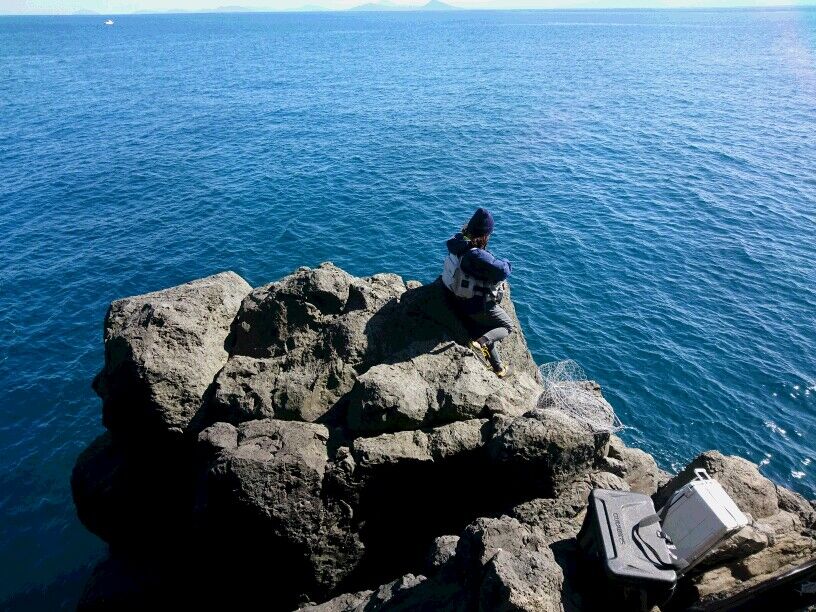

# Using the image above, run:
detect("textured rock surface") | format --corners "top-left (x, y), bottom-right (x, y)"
top-left (350, 418), bottom-right (490, 468)
top-left (487, 408), bottom-right (607, 488)
top-left (682, 507), bottom-right (816, 606)
top-left (206, 263), bottom-right (540, 429)
top-left (207, 266), bottom-right (402, 425)
top-left (427, 535), bottom-right (460, 572)
top-left (93, 271), bottom-right (251, 441)
top-left (347, 348), bottom-right (541, 433)
top-left (604, 434), bottom-right (665, 495)
top-left (73, 264), bottom-right (816, 611)
top-left (511, 471), bottom-right (629, 544)
top-left (462, 518), bottom-right (564, 612)
top-left (197, 418), bottom-right (364, 594)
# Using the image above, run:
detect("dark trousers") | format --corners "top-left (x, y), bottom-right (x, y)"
top-left (462, 301), bottom-right (515, 366)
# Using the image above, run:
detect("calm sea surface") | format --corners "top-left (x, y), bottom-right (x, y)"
top-left (1, 8), bottom-right (814, 608)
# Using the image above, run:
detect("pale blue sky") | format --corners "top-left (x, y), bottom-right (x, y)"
top-left (1, 0), bottom-right (813, 14)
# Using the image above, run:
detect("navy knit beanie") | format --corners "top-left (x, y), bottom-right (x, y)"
top-left (466, 207), bottom-right (495, 237)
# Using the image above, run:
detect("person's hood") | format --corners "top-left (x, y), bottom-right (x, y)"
top-left (446, 233), bottom-right (471, 256)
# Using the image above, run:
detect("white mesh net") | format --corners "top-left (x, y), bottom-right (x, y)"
top-left (537, 360), bottom-right (624, 434)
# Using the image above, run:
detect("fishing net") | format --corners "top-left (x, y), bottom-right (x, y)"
top-left (537, 360), bottom-right (624, 434)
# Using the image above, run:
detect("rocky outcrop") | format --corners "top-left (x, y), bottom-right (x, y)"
top-left (72, 263), bottom-right (816, 611)
top-left (93, 271), bottom-right (251, 442)
top-left (204, 264), bottom-right (540, 431)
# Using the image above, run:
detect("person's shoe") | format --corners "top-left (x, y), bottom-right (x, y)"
top-left (494, 364), bottom-right (510, 378)
top-left (469, 340), bottom-right (492, 370)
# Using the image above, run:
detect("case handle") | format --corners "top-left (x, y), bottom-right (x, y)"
top-left (694, 468), bottom-right (711, 481)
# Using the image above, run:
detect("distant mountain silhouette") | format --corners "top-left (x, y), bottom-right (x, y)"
top-left (86, 1), bottom-right (456, 16)
top-left (209, 5), bottom-right (261, 12)
top-left (132, 8), bottom-right (192, 13)
top-left (349, 0), bottom-right (458, 10)
top-left (349, 1), bottom-right (401, 10)
top-left (420, 0), bottom-right (458, 9)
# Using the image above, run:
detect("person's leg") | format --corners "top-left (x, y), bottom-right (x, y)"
top-left (475, 303), bottom-right (514, 344)
top-left (480, 325), bottom-right (510, 345)
top-left (486, 343), bottom-right (503, 369)
top-left (472, 304), bottom-right (514, 372)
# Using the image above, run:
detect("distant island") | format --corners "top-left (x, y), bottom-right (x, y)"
top-left (63, 1), bottom-right (460, 16)
top-left (210, 5), bottom-right (266, 11)
top-left (80, 2), bottom-right (458, 14)
top-left (127, 5), bottom-right (325, 13)
top-left (350, 0), bottom-right (458, 10)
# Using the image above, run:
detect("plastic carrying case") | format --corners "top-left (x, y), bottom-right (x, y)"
top-left (659, 468), bottom-right (748, 572)
top-left (578, 489), bottom-right (678, 611)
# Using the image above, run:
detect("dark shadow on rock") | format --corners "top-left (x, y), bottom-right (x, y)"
top-left (184, 373), bottom-right (225, 440)
top-left (336, 445), bottom-right (556, 596)
top-left (549, 538), bottom-right (585, 612)
top-left (76, 525), bottom-right (320, 611)
top-left (71, 432), bottom-right (198, 553)
top-left (361, 278), bottom-right (472, 369)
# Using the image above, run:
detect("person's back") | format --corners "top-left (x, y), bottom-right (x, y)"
top-left (443, 208), bottom-right (513, 377)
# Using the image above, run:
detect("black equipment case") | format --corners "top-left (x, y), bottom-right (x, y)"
top-left (577, 489), bottom-right (678, 611)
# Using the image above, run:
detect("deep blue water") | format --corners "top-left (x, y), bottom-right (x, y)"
top-left (1, 7), bottom-right (815, 608)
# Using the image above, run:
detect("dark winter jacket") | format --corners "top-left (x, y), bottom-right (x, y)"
top-left (445, 233), bottom-right (512, 312)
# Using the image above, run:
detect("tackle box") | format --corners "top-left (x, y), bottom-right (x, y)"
top-left (578, 489), bottom-right (678, 610)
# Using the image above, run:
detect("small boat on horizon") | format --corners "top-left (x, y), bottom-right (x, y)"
top-left (104, 19), bottom-right (114, 25)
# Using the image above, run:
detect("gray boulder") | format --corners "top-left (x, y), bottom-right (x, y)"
top-left (207, 263), bottom-right (541, 428)
top-left (93, 271), bottom-right (251, 441)
top-left (427, 535), bottom-right (461, 572)
top-left (196, 418), bottom-right (364, 594)
top-left (208, 265), bottom-right (404, 424)
top-left (299, 591), bottom-right (375, 612)
top-left (299, 573), bottom-right (468, 612)
top-left (687, 509), bottom-right (816, 605)
top-left (487, 409), bottom-right (607, 488)
top-left (350, 419), bottom-right (489, 468)
top-left (479, 548), bottom-right (564, 612)
top-left (456, 516), bottom-right (552, 568)
top-left (603, 434), bottom-right (665, 495)
top-left (696, 518), bottom-right (775, 568)
top-left (304, 515), bottom-right (568, 612)
top-left (457, 516), bottom-right (565, 612)
top-left (347, 348), bottom-right (542, 434)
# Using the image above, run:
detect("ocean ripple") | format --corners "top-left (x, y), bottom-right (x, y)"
top-left (1, 7), bottom-right (815, 609)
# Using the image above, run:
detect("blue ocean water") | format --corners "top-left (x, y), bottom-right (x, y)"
top-left (0, 7), bottom-right (814, 608)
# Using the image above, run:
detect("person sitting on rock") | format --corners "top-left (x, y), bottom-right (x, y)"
top-left (443, 207), bottom-right (513, 378)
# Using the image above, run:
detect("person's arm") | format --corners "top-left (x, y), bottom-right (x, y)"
top-left (464, 249), bottom-right (511, 283)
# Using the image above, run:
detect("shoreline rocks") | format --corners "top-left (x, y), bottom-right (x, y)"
top-left (72, 263), bottom-right (816, 610)
top-left (92, 271), bottom-right (251, 443)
